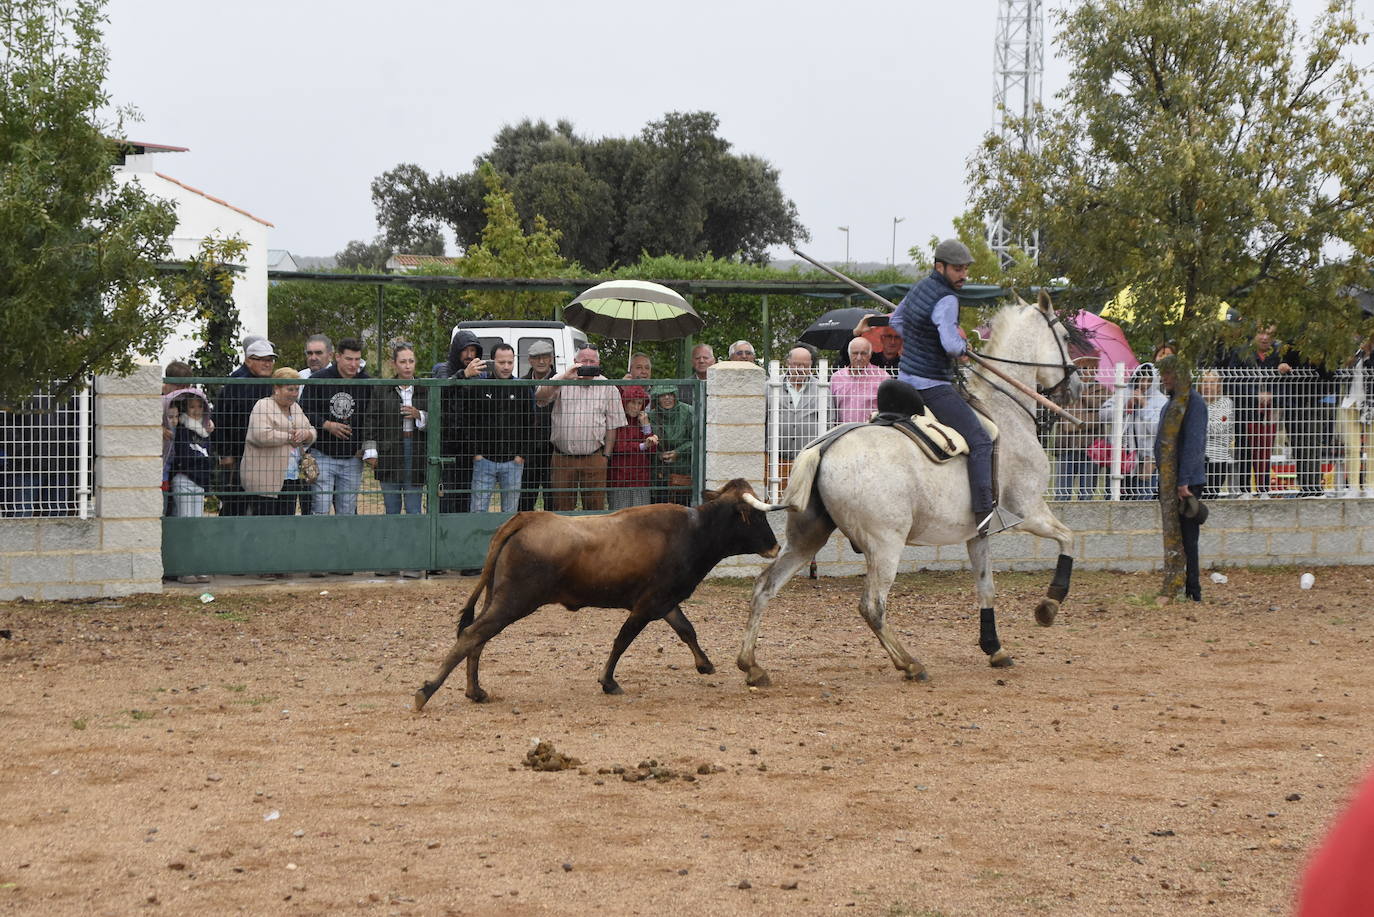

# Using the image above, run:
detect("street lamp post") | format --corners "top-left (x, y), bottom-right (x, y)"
top-left (838, 226), bottom-right (850, 266)
top-left (891, 216), bottom-right (905, 266)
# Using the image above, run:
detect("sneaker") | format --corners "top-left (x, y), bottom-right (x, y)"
top-left (1238, 491), bottom-right (1255, 500)
top-left (400, 570), bottom-right (425, 579)
top-left (196, 575), bottom-right (211, 583)
top-left (309, 572), bottom-right (327, 578)
top-left (375, 571), bottom-right (399, 577)
top-left (176, 575), bottom-right (199, 585)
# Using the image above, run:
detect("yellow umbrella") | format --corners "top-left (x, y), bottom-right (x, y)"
top-left (1101, 285), bottom-right (1233, 324)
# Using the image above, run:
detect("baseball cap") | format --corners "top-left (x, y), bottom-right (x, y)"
top-left (527, 340), bottom-right (554, 357)
top-left (246, 339), bottom-right (277, 359)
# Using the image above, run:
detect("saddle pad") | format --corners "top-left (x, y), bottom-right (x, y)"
top-left (897, 411), bottom-right (968, 463)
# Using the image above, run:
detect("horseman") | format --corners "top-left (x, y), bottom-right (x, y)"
top-left (869, 238), bottom-right (1014, 537)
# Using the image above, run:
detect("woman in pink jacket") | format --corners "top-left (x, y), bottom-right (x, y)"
top-left (241, 368), bottom-right (317, 515)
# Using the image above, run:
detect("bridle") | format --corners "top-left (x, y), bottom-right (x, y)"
top-left (965, 307), bottom-right (1079, 424)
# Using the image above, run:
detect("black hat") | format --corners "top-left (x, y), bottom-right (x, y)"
top-left (1180, 495), bottom-right (1208, 525)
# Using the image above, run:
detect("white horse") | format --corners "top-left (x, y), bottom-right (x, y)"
top-left (739, 291), bottom-right (1084, 686)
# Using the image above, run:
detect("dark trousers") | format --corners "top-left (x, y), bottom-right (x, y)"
top-left (440, 455), bottom-right (472, 514)
top-left (216, 461), bottom-right (249, 516)
top-left (282, 478), bottom-right (312, 515)
top-left (922, 383), bottom-right (994, 515)
top-left (1181, 483), bottom-right (1205, 600)
top-left (518, 446), bottom-right (553, 511)
top-left (1286, 398), bottom-right (1326, 494)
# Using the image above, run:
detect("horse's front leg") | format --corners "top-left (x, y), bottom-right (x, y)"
top-left (966, 536), bottom-right (1013, 668)
top-left (1015, 507), bottom-right (1075, 626)
top-left (738, 512), bottom-right (833, 687)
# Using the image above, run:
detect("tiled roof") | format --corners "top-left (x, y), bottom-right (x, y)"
top-left (388, 253), bottom-right (460, 267)
top-left (154, 172), bottom-right (273, 227)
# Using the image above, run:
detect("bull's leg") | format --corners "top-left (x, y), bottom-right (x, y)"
top-left (599, 608), bottom-right (665, 695)
top-left (858, 545), bottom-right (926, 682)
top-left (966, 536), bottom-right (1012, 668)
top-left (414, 601), bottom-right (533, 711)
top-left (663, 605), bottom-right (714, 675)
top-left (1013, 505), bottom-right (1074, 626)
top-left (738, 511), bottom-right (835, 687)
top-left (463, 643), bottom-right (489, 703)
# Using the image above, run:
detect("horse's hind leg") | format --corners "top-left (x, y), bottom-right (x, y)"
top-left (663, 605), bottom-right (714, 675)
top-left (966, 536), bottom-right (1013, 668)
top-left (859, 546), bottom-right (926, 682)
top-left (737, 511), bottom-right (834, 687)
top-left (1015, 507), bottom-right (1075, 626)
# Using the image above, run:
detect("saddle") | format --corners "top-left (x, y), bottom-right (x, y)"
top-left (804, 379), bottom-right (997, 464)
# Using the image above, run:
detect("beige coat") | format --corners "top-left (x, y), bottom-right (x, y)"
top-left (241, 397), bottom-right (316, 494)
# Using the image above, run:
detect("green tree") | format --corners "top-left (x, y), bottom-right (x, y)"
top-left (177, 235), bottom-right (248, 378)
top-left (0, 0), bottom-right (182, 407)
top-left (369, 112), bottom-right (808, 272)
top-left (972, 0), bottom-right (1374, 599)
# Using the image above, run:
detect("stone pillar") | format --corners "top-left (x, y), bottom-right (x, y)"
top-left (703, 361), bottom-right (779, 577)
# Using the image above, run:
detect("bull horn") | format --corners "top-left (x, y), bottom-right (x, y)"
top-left (743, 492), bottom-right (792, 513)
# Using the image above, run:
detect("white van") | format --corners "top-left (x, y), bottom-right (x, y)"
top-left (452, 320), bottom-right (590, 377)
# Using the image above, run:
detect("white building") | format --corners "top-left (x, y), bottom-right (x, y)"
top-left (111, 141), bottom-right (272, 365)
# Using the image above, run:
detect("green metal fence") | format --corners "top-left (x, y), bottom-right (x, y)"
top-left (161, 375), bottom-right (704, 576)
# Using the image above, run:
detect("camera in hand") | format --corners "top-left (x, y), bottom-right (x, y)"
top-left (867, 315), bottom-right (890, 327)
top-left (576, 364), bottom-right (601, 377)
top-left (482, 359), bottom-right (496, 373)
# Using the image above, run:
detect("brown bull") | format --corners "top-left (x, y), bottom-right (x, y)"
top-left (413, 479), bottom-right (787, 711)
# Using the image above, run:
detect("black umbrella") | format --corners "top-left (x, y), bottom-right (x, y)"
top-left (798, 306), bottom-right (885, 352)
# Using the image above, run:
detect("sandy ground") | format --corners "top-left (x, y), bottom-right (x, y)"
top-left (1, 566), bottom-right (1372, 917)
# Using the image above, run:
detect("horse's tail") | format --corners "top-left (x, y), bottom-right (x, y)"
top-left (781, 446), bottom-right (823, 514)
top-left (457, 512), bottom-right (532, 632)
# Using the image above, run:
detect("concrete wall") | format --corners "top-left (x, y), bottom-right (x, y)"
top-left (0, 366), bottom-right (164, 600)
top-left (702, 364), bottom-right (1374, 579)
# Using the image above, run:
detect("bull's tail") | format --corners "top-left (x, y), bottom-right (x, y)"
top-left (781, 446), bottom-right (822, 515)
top-left (457, 513), bottom-right (535, 633)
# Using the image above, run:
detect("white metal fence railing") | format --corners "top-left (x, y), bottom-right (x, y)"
top-left (766, 364), bottom-right (1371, 503)
top-left (1, 384), bottom-right (92, 519)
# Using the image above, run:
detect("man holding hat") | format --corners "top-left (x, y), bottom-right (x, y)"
top-left (880, 238), bottom-right (1011, 537)
top-left (213, 338), bottom-right (277, 515)
top-left (1155, 354), bottom-right (1209, 602)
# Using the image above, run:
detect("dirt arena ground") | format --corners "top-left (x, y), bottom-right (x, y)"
top-left (2, 566), bottom-right (1371, 916)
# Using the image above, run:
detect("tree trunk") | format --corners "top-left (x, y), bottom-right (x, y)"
top-left (1156, 381), bottom-right (1191, 600)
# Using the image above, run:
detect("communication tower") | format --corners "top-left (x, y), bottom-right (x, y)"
top-left (987, 0), bottom-right (1044, 267)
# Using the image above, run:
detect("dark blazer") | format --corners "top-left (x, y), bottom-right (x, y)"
top-left (364, 382), bottom-right (428, 483)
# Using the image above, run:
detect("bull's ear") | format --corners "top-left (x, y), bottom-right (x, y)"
top-left (701, 489), bottom-right (720, 502)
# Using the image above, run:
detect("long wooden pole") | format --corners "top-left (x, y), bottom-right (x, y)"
top-left (790, 247), bottom-right (1084, 428)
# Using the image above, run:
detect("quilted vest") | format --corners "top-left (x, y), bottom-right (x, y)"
top-left (896, 270), bottom-right (960, 382)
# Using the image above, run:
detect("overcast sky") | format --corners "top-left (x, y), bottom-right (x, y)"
top-left (102, 0), bottom-right (1365, 266)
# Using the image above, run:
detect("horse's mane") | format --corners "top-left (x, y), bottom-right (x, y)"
top-left (984, 297), bottom-right (1092, 357)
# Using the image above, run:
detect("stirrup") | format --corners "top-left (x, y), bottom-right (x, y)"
top-left (977, 505), bottom-right (1023, 537)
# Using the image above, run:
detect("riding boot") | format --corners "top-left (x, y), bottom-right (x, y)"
top-left (975, 440), bottom-right (1022, 537)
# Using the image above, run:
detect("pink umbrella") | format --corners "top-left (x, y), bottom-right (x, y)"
top-left (1070, 310), bottom-right (1139, 386)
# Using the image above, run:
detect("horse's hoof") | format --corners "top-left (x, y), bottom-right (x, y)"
top-left (989, 649), bottom-right (1014, 668)
top-left (600, 681), bottom-right (624, 695)
top-left (465, 688), bottom-right (489, 704)
top-left (745, 670), bottom-right (772, 688)
top-left (1035, 598), bottom-right (1059, 627)
top-left (697, 661), bottom-right (716, 675)
top-left (905, 668), bottom-right (929, 682)
top-left (412, 688), bottom-right (430, 712)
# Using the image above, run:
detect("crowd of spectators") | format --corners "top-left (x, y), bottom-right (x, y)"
top-left (157, 333), bottom-right (725, 530)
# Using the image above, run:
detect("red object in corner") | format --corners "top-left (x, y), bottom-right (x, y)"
top-left (1297, 767), bottom-right (1374, 916)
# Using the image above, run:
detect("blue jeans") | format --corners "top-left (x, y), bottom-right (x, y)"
top-left (470, 457), bottom-right (523, 512)
top-left (312, 452), bottom-right (363, 515)
top-left (381, 438), bottom-right (422, 514)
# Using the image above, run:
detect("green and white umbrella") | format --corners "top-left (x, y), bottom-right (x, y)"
top-left (563, 280), bottom-right (703, 354)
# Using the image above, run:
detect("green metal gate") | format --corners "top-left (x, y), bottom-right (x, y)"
top-left (162, 376), bottom-right (704, 577)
